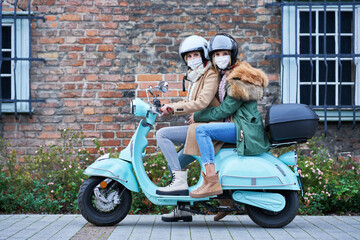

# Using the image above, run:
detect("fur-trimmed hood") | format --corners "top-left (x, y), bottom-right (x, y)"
top-left (226, 61), bottom-right (268, 102)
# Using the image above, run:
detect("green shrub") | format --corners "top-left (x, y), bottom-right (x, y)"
top-left (1, 133), bottom-right (359, 215)
top-left (296, 137), bottom-right (360, 215)
top-left (272, 136), bottom-right (360, 215)
top-left (0, 130), bottom-right (92, 213)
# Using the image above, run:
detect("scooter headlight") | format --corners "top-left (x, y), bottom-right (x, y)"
top-left (131, 98), bottom-right (150, 117)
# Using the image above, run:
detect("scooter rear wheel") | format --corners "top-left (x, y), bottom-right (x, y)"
top-left (78, 176), bottom-right (132, 226)
top-left (245, 190), bottom-right (299, 228)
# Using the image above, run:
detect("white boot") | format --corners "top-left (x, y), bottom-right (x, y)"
top-left (156, 170), bottom-right (189, 196)
top-left (161, 207), bottom-right (192, 222)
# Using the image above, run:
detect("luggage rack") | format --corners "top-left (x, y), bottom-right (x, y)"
top-left (270, 141), bottom-right (299, 149)
top-left (222, 140), bottom-right (303, 150)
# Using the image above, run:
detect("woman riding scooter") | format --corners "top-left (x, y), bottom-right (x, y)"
top-left (189, 34), bottom-right (271, 220)
top-left (156, 35), bottom-right (222, 222)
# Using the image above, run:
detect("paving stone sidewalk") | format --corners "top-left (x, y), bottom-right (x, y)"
top-left (0, 214), bottom-right (359, 240)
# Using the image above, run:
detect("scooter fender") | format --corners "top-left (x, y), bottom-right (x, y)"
top-left (215, 150), bottom-right (300, 191)
top-left (84, 157), bottom-right (140, 192)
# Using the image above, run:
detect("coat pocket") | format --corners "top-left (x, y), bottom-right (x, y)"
top-left (239, 115), bottom-right (267, 155)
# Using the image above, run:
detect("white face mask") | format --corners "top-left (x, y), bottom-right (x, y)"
top-left (214, 55), bottom-right (231, 70)
top-left (187, 57), bottom-right (203, 70)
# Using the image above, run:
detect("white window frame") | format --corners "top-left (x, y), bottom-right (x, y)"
top-left (1, 13), bottom-right (30, 113)
top-left (282, 6), bottom-right (360, 121)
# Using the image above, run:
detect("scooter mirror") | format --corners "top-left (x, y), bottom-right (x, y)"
top-left (158, 81), bottom-right (168, 93)
top-left (147, 86), bottom-right (154, 96)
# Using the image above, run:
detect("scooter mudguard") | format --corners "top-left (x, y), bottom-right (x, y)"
top-left (84, 157), bottom-right (139, 192)
top-left (215, 149), bottom-right (300, 191)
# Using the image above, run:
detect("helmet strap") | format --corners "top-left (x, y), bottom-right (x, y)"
top-left (182, 75), bottom-right (187, 91)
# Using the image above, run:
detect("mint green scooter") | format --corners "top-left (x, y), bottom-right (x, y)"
top-left (78, 81), bottom-right (316, 228)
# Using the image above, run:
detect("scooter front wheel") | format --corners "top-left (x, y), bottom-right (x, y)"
top-left (78, 176), bottom-right (132, 226)
top-left (245, 190), bottom-right (299, 228)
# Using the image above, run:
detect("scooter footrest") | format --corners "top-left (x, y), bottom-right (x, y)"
top-left (156, 189), bottom-right (189, 196)
top-left (218, 206), bottom-right (231, 209)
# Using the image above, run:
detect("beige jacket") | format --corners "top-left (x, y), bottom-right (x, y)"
top-left (170, 67), bottom-right (223, 156)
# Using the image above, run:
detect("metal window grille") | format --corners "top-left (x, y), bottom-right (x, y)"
top-left (266, 0), bottom-right (360, 134)
top-left (0, 0), bottom-right (45, 119)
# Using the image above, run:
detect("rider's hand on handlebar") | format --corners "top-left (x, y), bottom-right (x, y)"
top-left (160, 104), bottom-right (173, 115)
top-left (188, 113), bottom-right (195, 124)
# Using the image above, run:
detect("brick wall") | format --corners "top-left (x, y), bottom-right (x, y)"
top-left (0, 0), bottom-right (281, 160)
top-left (1, 0), bottom-right (359, 160)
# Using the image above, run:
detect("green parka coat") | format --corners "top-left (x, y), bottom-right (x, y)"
top-left (194, 61), bottom-right (271, 156)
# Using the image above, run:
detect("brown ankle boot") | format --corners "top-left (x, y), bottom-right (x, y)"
top-left (214, 199), bottom-right (234, 221)
top-left (190, 171), bottom-right (223, 198)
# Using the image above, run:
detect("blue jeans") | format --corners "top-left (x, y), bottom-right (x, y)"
top-left (195, 123), bottom-right (237, 165)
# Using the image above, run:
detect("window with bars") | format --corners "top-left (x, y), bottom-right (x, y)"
top-left (1, 4), bottom-right (44, 118)
top-left (297, 9), bottom-right (358, 107)
top-left (1, 15), bottom-right (31, 113)
top-left (267, 1), bottom-right (360, 130)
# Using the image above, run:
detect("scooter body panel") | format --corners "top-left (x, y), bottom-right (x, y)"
top-left (233, 190), bottom-right (286, 212)
top-left (130, 119), bottom-right (213, 205)
top-left (215, 149), bottom-right (300, 191)
top-left (84, 157), bottom-right (140, 192)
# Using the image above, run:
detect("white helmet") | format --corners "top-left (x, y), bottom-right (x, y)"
top-left (179, 35), bottom-right (209, 65)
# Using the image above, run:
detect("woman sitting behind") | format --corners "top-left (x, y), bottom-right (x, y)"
top-left (189, 34), bottom-right (271, 200)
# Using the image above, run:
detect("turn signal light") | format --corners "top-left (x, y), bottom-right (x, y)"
top-left (100, 181), bottom-right (108, 189)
